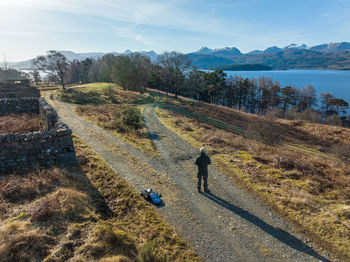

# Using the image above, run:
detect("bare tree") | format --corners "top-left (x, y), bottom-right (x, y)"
top-left (157, 52), bottom-right (191, 98)
top-left (30, 70), bottom-right (41, 86)
top-left (33, 50), bottom-right (69, 91)
top-left (0, 55), bottom-right (12, 82)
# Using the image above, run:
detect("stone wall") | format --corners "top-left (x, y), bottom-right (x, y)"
top-left (0, 94), bottom-right (76, 171)
top-left (0, 98), bottom-right (58, 130)
top-left (0, 82), bottom-right (40, 98)
top-left (0, 122), bottom-right (76, 171)
top-left (39, 98), bottom-right (58, 130)
top-left (0, 97), bottom-right (39, 115)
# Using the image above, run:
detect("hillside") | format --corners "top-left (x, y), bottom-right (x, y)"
top-left (147, 89), bottom-right (350, 260)
top-left (209, 64), bottom-right (272, 71)
top-left (34, 82), bottom-right (348, 260)
top-left (11, 42), bottom-right (350, 70)
top-left (37, 83), bottom-right (335, 261)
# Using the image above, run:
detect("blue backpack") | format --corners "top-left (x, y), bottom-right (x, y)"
top-left (141, 189), bottom-right (162, 206)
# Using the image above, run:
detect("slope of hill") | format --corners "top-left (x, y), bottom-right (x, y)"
top-left (149, 90), bottom-right (350, 260)
top-left (188, 42), bottom-right (350, 69)
top-left (186, 53), bottom-right (235, 69)
top-left (11, 42), bottom-right (350, 70)
top-left (42, 83), bottom-right (335, 261)
top-left (209, 63), bottom-right (272, 71)
top-left (12, 50), bottom-right (159, 69)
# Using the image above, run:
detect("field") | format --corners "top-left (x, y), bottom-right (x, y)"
top-left (152, 94), bottom-right (350, 259)
top-left (0, 135), bottom-right (201, 262)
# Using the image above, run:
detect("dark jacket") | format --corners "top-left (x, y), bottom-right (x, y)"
top-left (195, 152), bottom-right (211, 176)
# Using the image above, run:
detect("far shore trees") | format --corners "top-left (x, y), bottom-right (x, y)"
top-left (33, 50), bottom-right (69, 91)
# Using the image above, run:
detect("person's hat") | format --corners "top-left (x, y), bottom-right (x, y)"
top-left (200, 147), bottom-right (206, 153)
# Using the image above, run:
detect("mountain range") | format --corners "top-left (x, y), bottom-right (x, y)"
top-left (11, 42), bottom-right (350, 70)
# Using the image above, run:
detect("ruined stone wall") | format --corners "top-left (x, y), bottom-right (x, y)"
top-left (39, 98), bottom-right (58, 130)
top-left (0, 98), bottom-right (58, 129)
top-left (0, 122), bottom-right (76, 171)
top-left (0, 97), bottom-right (39, 115)
top-left (0, 82), bottom-right (40, 98)
top-left (0, 96), bottom-right (76, 171)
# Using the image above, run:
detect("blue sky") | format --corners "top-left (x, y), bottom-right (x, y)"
top-left (1, 0), bottom-right (350, 61)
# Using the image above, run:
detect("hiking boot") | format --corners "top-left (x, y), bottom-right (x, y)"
top-left (204, 188), bottom-right (210, 193)
top-left (197, 188), bottom-right (201, 193)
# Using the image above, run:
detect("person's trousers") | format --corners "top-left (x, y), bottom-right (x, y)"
top-left (197, 173), bottom-right (208, 190)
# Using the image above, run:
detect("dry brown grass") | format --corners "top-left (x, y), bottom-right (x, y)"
top-left (278, 119), bottom-right (350, 145)
top-left (0, 135), bottom-right (201, 262)
top-left (162, 97), bottom-right (350, 156)
top-left (0, 168), bottom-right (64, 203)
top-left (0, 113), bottom-right (44, 134)
top-left (0, 222), bottom-right (55, 262)
top-left (30, 188), bottom-right (95, 223)
top-left (156, 106), bottom-right (350, 260)
top-left (76, 104), bottom-right (119, 127)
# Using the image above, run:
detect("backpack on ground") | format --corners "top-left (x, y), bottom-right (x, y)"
top-left (141, 189), bottom-right (162, 206)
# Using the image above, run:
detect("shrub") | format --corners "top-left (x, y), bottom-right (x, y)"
top-left (245, 119), bottom-right (280, 145)
top-left (330, 143), bottom-right (350, 159)
top-left (296, 108), bottom-right (322, 123)
top-left (324, 114), bottom-right (343, 126)
top-left (30, 188), bottom-right (94, 223)
top-left (119, 106), bottom-right (144, 131)
top-left (265, 108), bottom-right (284, 119)
top-left (137, 239), bottom-right (167, 262)
top-left (30, 198), bottom-right (56, 222)
top-left (103, 85), bottom-right (118, 104)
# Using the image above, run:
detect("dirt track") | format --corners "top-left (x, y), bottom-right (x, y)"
top-left (46, 94), bottom-right (332, 262)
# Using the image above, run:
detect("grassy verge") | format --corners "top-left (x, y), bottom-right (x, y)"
top-left (53, 83), bottom-right (158, 156)
top-left (0, 135), bottom-right (201, 262)
top-left (155, 106), bottom-right (350, 260)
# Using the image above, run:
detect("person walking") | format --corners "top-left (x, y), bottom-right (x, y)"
top-left (195, 147), bottom-right (211, 193)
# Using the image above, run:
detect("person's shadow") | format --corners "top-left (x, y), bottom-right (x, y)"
top-left (202, 191), bottom-right (330, 262)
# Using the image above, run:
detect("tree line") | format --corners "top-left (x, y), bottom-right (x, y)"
top-left (33, 50), bottom-right (349, 125)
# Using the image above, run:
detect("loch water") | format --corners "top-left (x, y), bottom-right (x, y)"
top-left (224, 69), bottom-right (350, 106)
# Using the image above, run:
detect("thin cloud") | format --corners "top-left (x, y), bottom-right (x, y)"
top-left (0, 0), bottom-right (243, 37)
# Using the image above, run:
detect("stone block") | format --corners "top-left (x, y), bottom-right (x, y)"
top-left (32, 131), bottom-right (43, 140)
top-left (6, 134), bottom-right (15, 142)
top-left (56, 129), bottom-right (72, 137)
top-left (49, 129), bottom-right (57, 137)
top-left (57, 152), bottom-right (77, 165)
top-left (25, 133), bottom-right (33, 141)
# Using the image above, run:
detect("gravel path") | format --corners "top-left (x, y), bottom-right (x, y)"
top-left (46, 94), bottom-right (332, 262)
